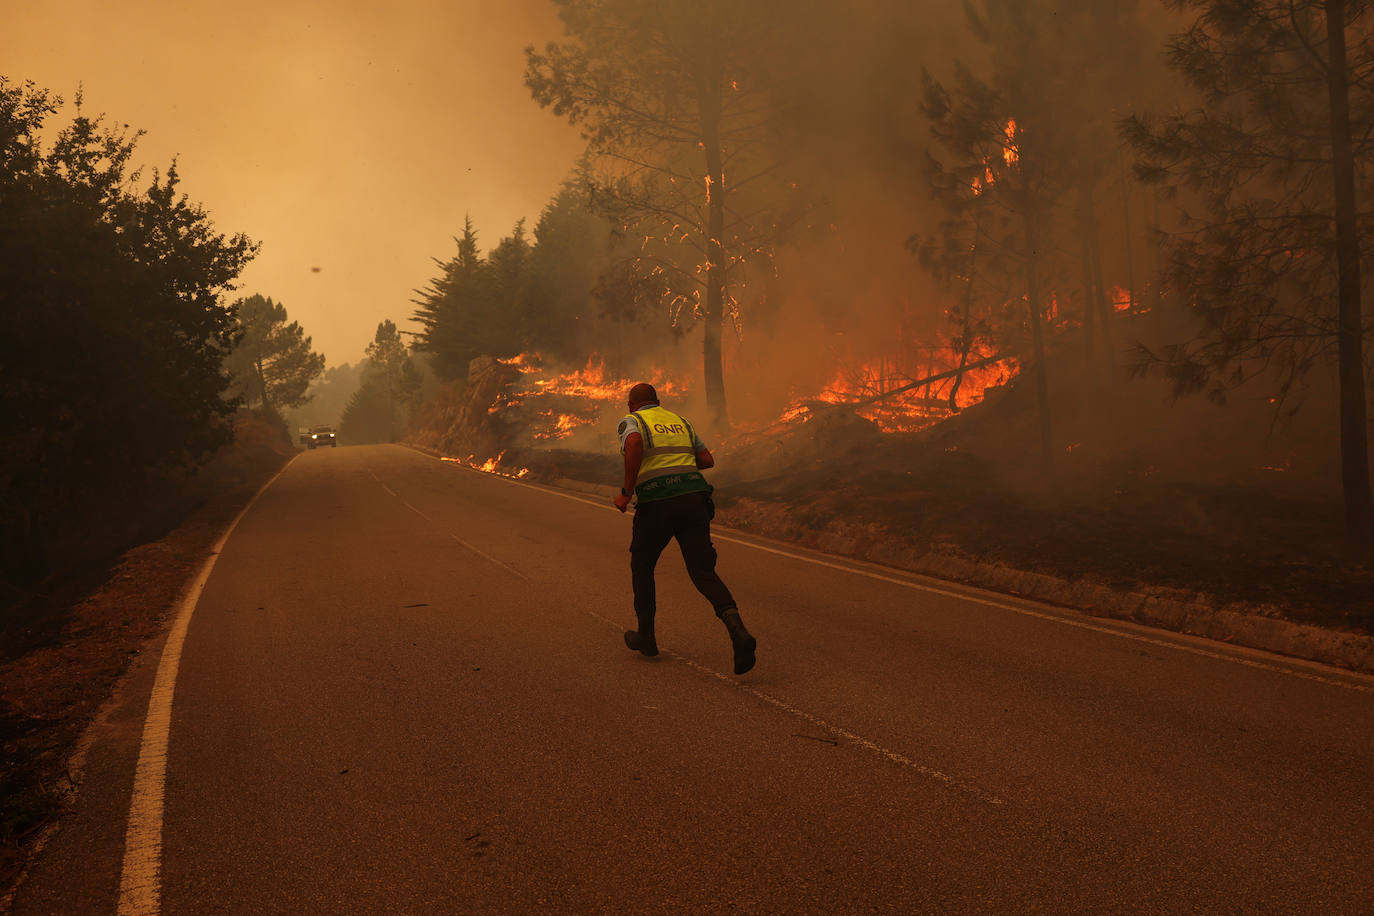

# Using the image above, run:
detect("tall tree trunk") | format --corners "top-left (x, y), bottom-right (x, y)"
top-left (1024, 209), bottom-right (1053, 473)
top-left (1087, 208), bottom-right (1117, 378)
top-left (699, 38), bottom-right (728, 427)
top-left (1148, 188), bottom-right (1164, 314)
top-left (1120, 159), bottom-right (1137, 316)
top-left (1077, 182), bottom-right (1099, 378)
top-left (950, 234), bottom-right (979, 409)
top-left (1325, 0), bottom-right (1373, 540)
top-left (255, 355), bottom-right (271, 410)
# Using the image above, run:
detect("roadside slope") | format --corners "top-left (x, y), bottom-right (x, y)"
top-left (0, 411), bottom-right (295, 899)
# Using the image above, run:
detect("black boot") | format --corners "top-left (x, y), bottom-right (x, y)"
top-left (719, 609), bottom-right (756, 675)
top-left (624, 614), bottom-right (658, 657)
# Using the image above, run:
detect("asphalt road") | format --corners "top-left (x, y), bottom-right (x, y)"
top-left (13, 444), bottom-right (1374, 914)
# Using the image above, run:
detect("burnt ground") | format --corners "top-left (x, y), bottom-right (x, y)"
top-left (511, 352), bottom-right (1374, 640)
top-left (525, 433), bottom-right (1373, 638)
top-left (711, 436), bottom-right (1374, 637)
top-left (0, 417), bottom-right (293, 895)
top-left (704, 333), bottom-right (1374, 637)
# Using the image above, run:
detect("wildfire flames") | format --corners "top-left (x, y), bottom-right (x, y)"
top-left (449, 343), bottom-right (1020, 476)
top-left (442, 452), bottom-right (531, 479)
top-left (972, 119), bottom-right (1019, 197)
top-left (496, 353), bottom-right (689, 443)
top-left (780, 351), bottom-right (1018, 434)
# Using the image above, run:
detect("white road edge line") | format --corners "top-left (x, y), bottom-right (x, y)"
top-left (117, 455), bottom-right (297, 916)
top-left (413, 447), bottom-right (1374, 694)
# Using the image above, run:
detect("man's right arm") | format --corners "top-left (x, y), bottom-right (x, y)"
top-left (614, 427), bottom-right (643, 513)
top-left (696, 447), bottom-right (715, 469)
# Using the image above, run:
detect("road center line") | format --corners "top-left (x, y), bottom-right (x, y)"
top-left (370, 467), bottom-right (529, 581)
top-left (415, 447), bottom-right (1374, 694)
top-left (117, 456), bottom-right (296, 916)
top-left (449, 533), bottom-right (529, 581)
top-left (366, 468), bottom-right (398, 498)
top-left (586, 610), bottom-right (1005, 806)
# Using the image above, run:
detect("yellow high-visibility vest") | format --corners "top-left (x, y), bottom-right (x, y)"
top-left (624, 405), bottom-right (711, 501)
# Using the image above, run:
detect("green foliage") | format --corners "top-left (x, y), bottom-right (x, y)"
top-left (1123, 0), bottom-right (1374, 404)
top-left (526, 0), bottom-right (798, 419)
top-left (286, 361), bottom-right (366, 431)
top-left (412, 215), bottom-right (484, 380)
top-left (364, 319), bottom-right (422, 408)
top-left (411, 183), bottom-right (667, 379)
top-left (338, 383), bottom-right (402, 445)
top-left (0, 78), bottom-right (256, 581)
top-left (915, 1), bottom-right (1156, 357)
top-left (224, 294), bottom-right (325, 410)
top-left (410, 217), bottom-right (531, 376)
top-left (524, 180), bottom-right (621, 360)
top-left (340, 320), bottom-right (423, 444)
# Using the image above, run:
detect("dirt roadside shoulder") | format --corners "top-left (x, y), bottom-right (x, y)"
top-left (0, 444), bottom-right (294, 901)
top-left (540, 473), bottom-right (1374, 676)
top-left (405, 439), bottom-right (1374, 673)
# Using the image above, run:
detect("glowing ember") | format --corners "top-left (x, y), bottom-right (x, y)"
top-left (1111, 286), bottom-right (1134, 312)
top-left (442, 450), bottom-right (531, 480)
top-left (531, 412), bottom-right (596, 441)
top-left (972, 120), bottom-right (1018, 196)
top-left (1002, 119), bottom-right (1019, 166)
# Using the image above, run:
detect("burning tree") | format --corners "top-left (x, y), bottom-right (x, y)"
top-left (916, 0), bottom-right (1163, 471)
top-left (918, 57), bottom-right (1060, 472)
top-left (525, 0), bottom-right (795, 426)
top-left (1123, 0), bottom-right (1374, 540)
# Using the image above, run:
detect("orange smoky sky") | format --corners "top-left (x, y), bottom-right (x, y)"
top-left (1, 0), bottom-right (585, 365)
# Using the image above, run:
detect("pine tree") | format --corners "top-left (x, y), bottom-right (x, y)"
top-left (1123, 0), bottom-right (1374, 540)
top-left (525, 0), bottom-right (793, 425)
top-left (0, 79), bottom-right (256, 579)
top-left (224, 295), bottom-right (326, 410)
top-left (917, 0), bottom-right (1164, 471)
top-left (340, 320), bottom-right (423, 444)
top-left (412, 215), bottom-right (483, 381)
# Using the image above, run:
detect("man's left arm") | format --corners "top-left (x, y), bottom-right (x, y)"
top-left (693, 424), bottom-right (714, 469)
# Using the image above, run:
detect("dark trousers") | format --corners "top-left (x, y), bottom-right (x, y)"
top-left (630, 491), bottom-right (736, 620)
